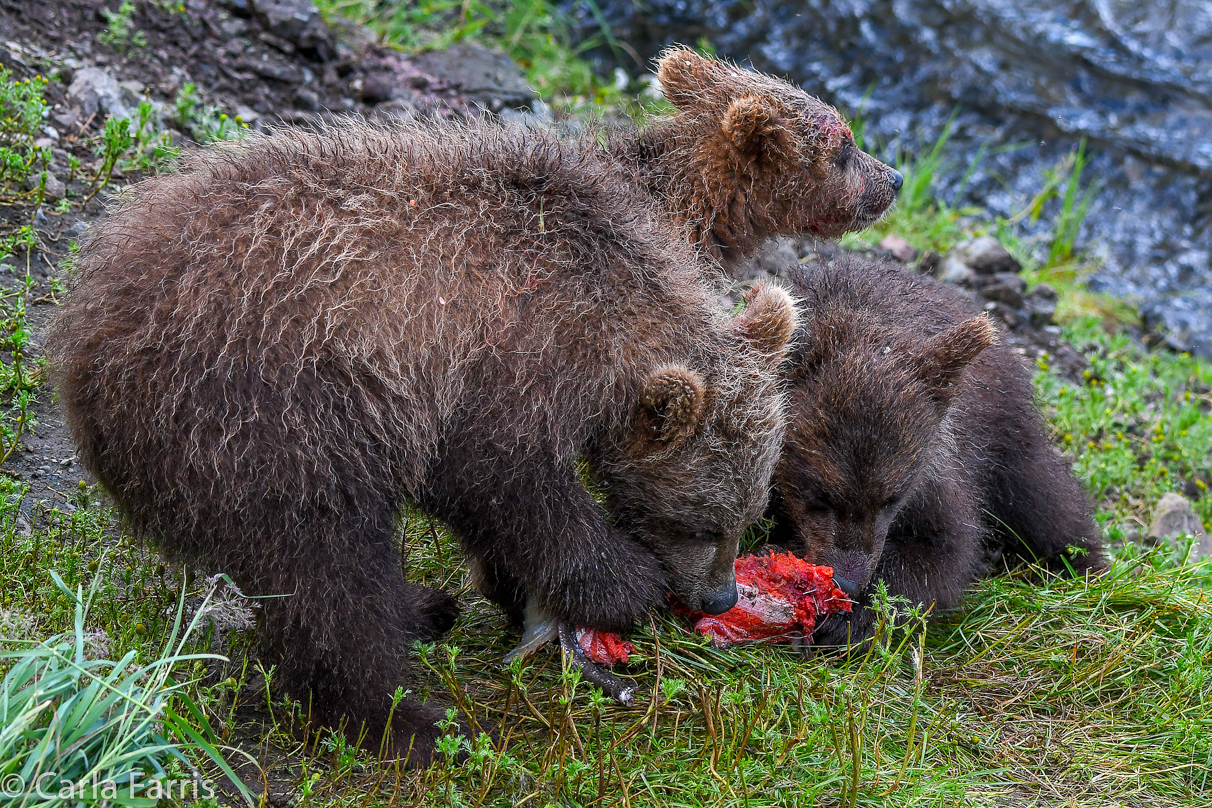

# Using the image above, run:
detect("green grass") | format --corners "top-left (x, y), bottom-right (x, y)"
top-left (1, 569), bottom-right (253, 808)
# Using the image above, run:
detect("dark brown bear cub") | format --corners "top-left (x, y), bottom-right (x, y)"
top-left (772, 256), bottom-right (1106, 645)
top-left (48, 122), bottom-right (797, 765)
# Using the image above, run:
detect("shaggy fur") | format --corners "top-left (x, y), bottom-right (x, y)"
top-left (771, 256), bottom-right (1107, 644)
top-left (618, 46), bottom-right (902, 264)
top-left (48, 121), bottom-right (797, 764)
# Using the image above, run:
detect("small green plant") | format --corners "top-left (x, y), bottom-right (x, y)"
top-left (173, 84), bottom-right (247, 144)
top-left (0, 273), bottom-right (35, 466)
top-left (0, 69), bottom-right (47, 149)
top-left (0, 569), bottom-right (254, 807)
top-left (0, 69), bottom-right (49, 201)
top-left (83, 115), bottom-right (134, 202)
top-left (98, 1), bottom-right (148, 51)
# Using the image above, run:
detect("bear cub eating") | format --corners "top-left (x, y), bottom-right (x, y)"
top-left (771, 256), bottom-right (1107, 644)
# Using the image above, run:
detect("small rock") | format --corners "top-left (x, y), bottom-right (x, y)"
top-left (980, 272), bottom-right (1027, 308)
top-left (1148, 492), bottom-right (1212, 562)
top-left (1026, 283), bottom-right (1059, 326)
top-left (879, 234), bottom-right (918, 263)
top-left (982, 300), bottom-right (1020, 329)
top-left (294, 87), bottom-right (320, 111)
top-left (250, 0), bottom-right (334, 59)
top-left (935, 253), bottom-right (975, 286)
top-left (67, 66), bottom-right (132, 120)
top-left (51, 109), bottom-right (80, 131)
top-left (411, 41), bottom-right (536, 112)
top-left (955, 236), bottom-right (1022, 276)
top-left (42, 173), bottom-right (66, 201)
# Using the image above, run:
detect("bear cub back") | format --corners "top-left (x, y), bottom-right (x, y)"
top-left (772, 255), bottom-right (1107, 644)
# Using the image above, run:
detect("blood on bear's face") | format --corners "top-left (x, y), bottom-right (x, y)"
top-left (654, 46), bottom-right (901, 248)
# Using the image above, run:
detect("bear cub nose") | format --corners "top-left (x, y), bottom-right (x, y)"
top-left (889, 169), bottom-right (904, 193)
top-left (831, 574), bottom-right (862, 598)
top-left (699, 582), bottom-right (740, 615)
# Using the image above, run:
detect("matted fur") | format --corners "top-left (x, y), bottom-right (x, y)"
top-left (772, 256), bottom-right (1107, 644)
top-left (616, 46), bottom-right (901, 263)
top-left (48, 119), bottom-right (796, 763)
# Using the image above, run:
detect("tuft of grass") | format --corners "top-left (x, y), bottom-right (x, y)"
top-left (98, 1), bottom-right (148, 51)
top-left (1, 568), bottom-right (253, 807)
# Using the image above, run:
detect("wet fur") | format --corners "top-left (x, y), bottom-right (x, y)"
top-left (772, 256), bottom-right (1107, 644)
top-left (619, 46), bottom-right (901, 265)
top-left (48, 120), bottom-right (795, 764)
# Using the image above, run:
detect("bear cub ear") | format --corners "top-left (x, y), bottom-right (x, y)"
top-left (639, 366), bottom-right (707, 443)
top-left (913, 314), bottom-right (998, 403)
top-left (657, 45), bottom-right (721, 110)
top-left (733, 282), bottom-right (798, 363)
top-left (723, 95), bottom-right (786, 154)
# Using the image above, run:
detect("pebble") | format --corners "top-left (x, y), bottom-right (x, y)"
top-left (1148, 492), bottom-right (1212, 562)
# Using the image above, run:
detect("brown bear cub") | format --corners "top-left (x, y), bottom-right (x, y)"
top-left (49, 121), bottom-right (799, 765)
top-left (771, 256), bottom-right (1107, 645)
top-left (622, 46), bottom-right (903, 265)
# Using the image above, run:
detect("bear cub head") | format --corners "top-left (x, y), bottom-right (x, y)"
top-left (774, 298), bottom-right (997, 596)
top-left (654, 46), bottom-right (902, 255)
top-left (599, 282), bottom-right (799, 615)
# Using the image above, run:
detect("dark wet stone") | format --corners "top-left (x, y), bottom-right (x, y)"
top-left (410, 42), bottom-right (535, 112)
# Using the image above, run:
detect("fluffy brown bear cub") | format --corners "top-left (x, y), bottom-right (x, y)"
top-left (770, 256), bottom-right (1107, 645)
top-left (625, 46), bottom-right (903, 264)
top-left (48, 122), bottom-right (798, 765)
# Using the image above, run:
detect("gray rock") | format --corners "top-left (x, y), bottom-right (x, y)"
top-left (411, 42), bottom-right (535, 112)
top-left (959, 236), bottom-right (1022, 276)
top-left (1148, 492), bottom-right (1212, 562)
top-left (42, 173), bottom-right (66, 201)
top-left (935, 253), bottom-right (975, 286)
top-left (980, 272), bottom-right (1028, 308)
top-left (981, 300), bottom-right (1021, 329)
top-left (1140, 291), bottom-right (1212, 360)
top-left (67, 66), bottom-right (132, 120)
top-left (51, 109), bottom-right (80, 131)
top-left (1026, 283), bottom-right (1059, 326)
top-left (250, 0), bottom-right (334, 59)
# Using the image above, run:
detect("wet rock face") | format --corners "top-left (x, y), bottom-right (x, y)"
top-left (569, 0), bottom-right (1212, 359)
top-left (1140, 292), bottom-right (1212, 359)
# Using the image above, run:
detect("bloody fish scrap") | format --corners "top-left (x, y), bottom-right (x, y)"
top-left (575, 626), bottom-right (637, 666)
top-left (690, 552), bottom-right (852, 647)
